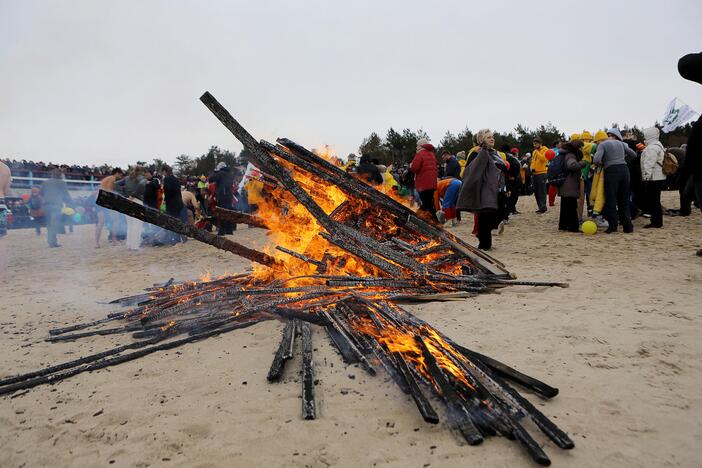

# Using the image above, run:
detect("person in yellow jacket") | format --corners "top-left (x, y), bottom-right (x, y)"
top-left (529, 137), bottom-right (549, 213)
top-left (457, 151), bottom-right (467, 177)
top-left (578, 130), bottom-right (596, 219)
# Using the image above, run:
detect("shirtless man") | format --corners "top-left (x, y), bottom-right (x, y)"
top-left (0, 160), bottom-right (12, 237)
top-left (95, 168), bottom-right (124, 247)
top-left (181, 189), bottom-right (201, 224)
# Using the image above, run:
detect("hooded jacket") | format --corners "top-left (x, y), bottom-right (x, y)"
top-left (593, 129), bottom-right (637, 168)
top-left (640, 127), bottom-right (666, 181)
top-left (558, 151), bottom-right (586, 198)
top-left (410, 143), bottom-right (438, 191)
top-left (530, 146), bottom-right (549, 175)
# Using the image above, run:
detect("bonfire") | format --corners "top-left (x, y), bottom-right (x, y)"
top-left (0, 92), bottom-right (574, 466)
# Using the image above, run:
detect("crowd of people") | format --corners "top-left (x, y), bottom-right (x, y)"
top-left (1, 159), bottom-right (114, 181)
top-left (1, 53), bottom-right (700, 256)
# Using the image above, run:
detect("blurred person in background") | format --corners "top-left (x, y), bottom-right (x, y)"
top-left (41, 168), bottom-right (72, 248)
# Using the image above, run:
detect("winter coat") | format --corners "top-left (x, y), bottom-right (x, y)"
top-left (444, 156), bottom-right (461, 179)
top-left (410, 144), bottom-right (438, 191)
top-left (209, 168), bottom-right (235, 205)
top-left (356, 157), bottom-right (383, 185)
top-left (558, 152), bottom-right (586, 198)
top-left (640, 127), bottom-right (666, 181)
top-left (530, 146), bottom-right (549, 175)
top-left (456, 148), bottom-right (502, 213)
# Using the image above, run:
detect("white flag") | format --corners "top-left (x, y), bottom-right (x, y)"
top-left (661, 98), bottom-right (698, 133)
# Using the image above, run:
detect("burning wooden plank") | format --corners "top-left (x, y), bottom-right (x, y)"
top-left (300, 322), bottom-right (316, 420)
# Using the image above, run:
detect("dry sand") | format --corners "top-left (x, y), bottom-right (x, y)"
top-left (1, 191), bottom-right (701, 467)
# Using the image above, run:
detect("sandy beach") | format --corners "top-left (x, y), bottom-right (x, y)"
top-left (1, 191), bottom-right (701, 468)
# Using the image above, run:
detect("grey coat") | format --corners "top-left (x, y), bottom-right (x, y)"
top-left (456, 148), bottom-right (502, 212)
top-left (558, 152), bottom-right (585, 198)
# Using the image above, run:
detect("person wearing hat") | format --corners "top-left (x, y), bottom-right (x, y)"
top-left (592, 128), bottom-right (637, 233)
top-left (410, 138), bottom-right (439, 217)
top-left (442, 150), bottom-right (461, 179)
top-left (209, 161), bottom-right (236, 235)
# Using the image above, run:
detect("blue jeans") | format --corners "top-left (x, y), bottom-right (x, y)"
top-left (45, 204), bottom-right (62, 246)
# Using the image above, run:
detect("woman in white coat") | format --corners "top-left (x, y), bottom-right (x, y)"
top-left (640, 127), bottom-right (667, 228)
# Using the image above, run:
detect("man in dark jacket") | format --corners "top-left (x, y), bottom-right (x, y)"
top-left (209, 162), bottom-right (236, 235)
top-left (442, 151), bottom-right (461, 179)
top-left (161, 165), bottom-right (186, 243)
top-left (356, 155), bottom-right (383, 186)
top-left (41, 168), bottom-right (72, 247)
top-left (677, 52), bottom-right (702, 255)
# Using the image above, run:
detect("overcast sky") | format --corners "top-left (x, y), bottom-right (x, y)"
top-left (1, 0), bottom-right (701, 167)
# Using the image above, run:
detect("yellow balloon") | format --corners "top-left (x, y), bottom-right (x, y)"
top-left (61, 207), bottom-right (76, 216)
top-left (581, 220), bottom-right (597, 235)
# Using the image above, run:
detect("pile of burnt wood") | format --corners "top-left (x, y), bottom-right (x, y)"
top-left (0, 93), bottom-right (574, 465)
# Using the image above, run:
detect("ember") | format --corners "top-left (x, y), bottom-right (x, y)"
top-left (0, 92), bottom-right (574, 465)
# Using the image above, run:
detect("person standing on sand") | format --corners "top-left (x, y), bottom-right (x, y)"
top-left (677, 52), bottom-right (702, 256)
top-left (117, 166), bottom-right (146, 250)
top-left (640, 127), bottom-right (666, 229)
top-left (410, 138), bottom-right (439, 217)
top-left (95, 167), bottom-right (124, 248)
top-left (0, 160), bottom-right (11, 237)
top-left (530, 137), bottom-right (549, 213)
top-left (41, 168), bottom-right (72, 248)
top-left (593, 128), bottom-right (637, 233)
top-left (209, 162), bottom-right (236, 235)
top-left (456, 129), bottom-right (507, 250)
top-left (162, 164), bottom-right (187, 244)
top-left (558, 140), bottom-right (586, 232)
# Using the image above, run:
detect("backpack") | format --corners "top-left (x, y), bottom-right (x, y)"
top-left (659, 151), bottom-right (679, 176)
top-left (546, 151), bottom-right (567, 187)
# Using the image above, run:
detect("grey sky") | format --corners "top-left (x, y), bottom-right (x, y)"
top-left (1, 0), bottom-right (701, 167)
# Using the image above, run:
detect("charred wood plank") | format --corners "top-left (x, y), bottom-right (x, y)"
top-left (455, 345), bottom-right (559, 399)
top-left (321, 310), bottom-right (376, 376)
top-left (325, 325), bottom-right (359, 364)
top-left (267, 320), bottom-right (297, 382)
top-left (96, 190), bottom-right (277, 267)
top-left (275, 246), bottom-right (325, 269)
top-left (199, 93), bottom-right (403, 277)
top-left (213, 206), bottom-right (269, 229)
top-left (415, 336), bottom-right (483, 445)
top-left (391, 351), bottom-right (439, 424)
top-left (0, 319), bottom-right (263, 396)
top-left (48, 316), bottom-right (120, 336)
top-left (510, 418), bottom-right (552, 466)
top-left (300, 322), bottom-right (316, 420)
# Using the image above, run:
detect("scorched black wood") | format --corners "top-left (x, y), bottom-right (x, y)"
top-left (301, 322), bottom-right (316, 420)
top-left (96, 190), bottom-right (277, 267)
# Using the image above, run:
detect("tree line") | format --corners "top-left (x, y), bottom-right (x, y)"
top-left (156, 122), bottom-right (694, 177)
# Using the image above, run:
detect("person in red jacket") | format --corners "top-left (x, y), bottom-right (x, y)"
top-left (410, 138), bottom-right (438, 217)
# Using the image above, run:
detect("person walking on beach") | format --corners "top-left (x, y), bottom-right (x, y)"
top-left (640, 127), bottom-right (666, 228)
top-left (593, 128), bottom-right (637, 233)
top-left (410, 138), bottom-right (439, 218)
top-left (41, 168), bottom-right (72, 248)
top-left (530, 137), bottom-right (549, 213)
